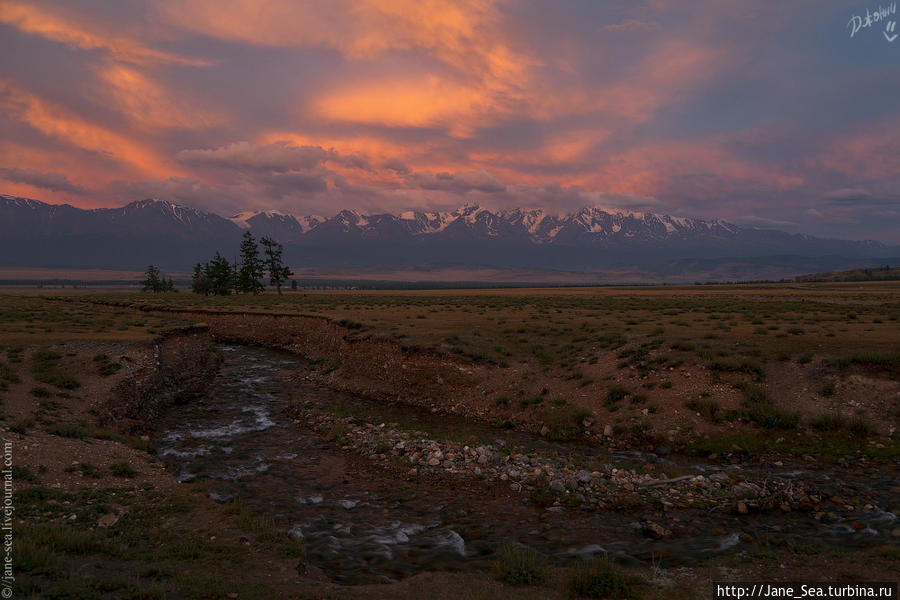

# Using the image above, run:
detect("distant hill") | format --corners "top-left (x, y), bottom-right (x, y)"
top-left (3, 194), bottom-right (899, 283)
top-left (795, 265), bottom-right (900, 282)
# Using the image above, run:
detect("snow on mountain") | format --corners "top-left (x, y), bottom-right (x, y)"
top-left (2, 194), bottom-right (894, 274)
top-left (230, 211), bottom-right (261, 229)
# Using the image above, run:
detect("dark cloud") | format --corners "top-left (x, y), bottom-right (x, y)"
top-left (0, 167), bottom-right (87, 194)
top-left (406, 170), bottom-right (506, 193)
top-left (729, 215), bottom-right (797, 228)
top-left (261, 171), bottom-right (329, 197)
top-left (176, 141), bottom-right (332, 173)
top-left (336, 153), bottom-right (371, 171)
top-left (382, 158), bottom-right (410, 175)
top-left (600, 19), bottom-right (661, 33)
top-left (822, 188), bottom-right (900, 206)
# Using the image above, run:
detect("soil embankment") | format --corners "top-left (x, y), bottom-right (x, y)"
top-left (100, 325), bottom-right (221, 433)
top-left (199, 312), bottom-right (485, 412)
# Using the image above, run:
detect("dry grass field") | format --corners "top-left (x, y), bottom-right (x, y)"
top-left (75, 282), bottom-right (900, 453)
top-left (2, 283), bottom-right (898, 599)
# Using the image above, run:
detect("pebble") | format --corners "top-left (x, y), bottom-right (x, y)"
top-left (291, 404), bottom-right (834, 514)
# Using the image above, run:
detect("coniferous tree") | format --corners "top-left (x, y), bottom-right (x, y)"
top-left (142, 265), bottom-right (162, 292)
top-left (191, 262), bottom-right (210, 295)
top-left (260, 237), bottom-right (292, 295)
top-left (237, 232), bottom-right (265, 294)
top-left (231, 258), bottom-right (241, 293)
top-left (206, 252), bottom-right (233, 296)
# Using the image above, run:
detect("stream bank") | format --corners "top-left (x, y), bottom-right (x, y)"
top-left (156, 344), bottom-right (899, 585)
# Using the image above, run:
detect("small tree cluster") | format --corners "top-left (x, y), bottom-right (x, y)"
top-left (191, 233), bottom-right (292, 296)
top-left (192, 252), bottom-right (233, 296)
top-left (142, 265), bottom-right (175, 292)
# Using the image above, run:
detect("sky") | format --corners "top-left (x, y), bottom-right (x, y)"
top-left (1, 0), bottom-right (899, 243)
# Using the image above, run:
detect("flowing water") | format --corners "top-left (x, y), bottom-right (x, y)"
top-left (156, 345), bottom-right (899, 584)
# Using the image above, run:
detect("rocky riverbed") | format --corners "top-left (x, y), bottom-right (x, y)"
top-left (153, 344), bottom-right (898, 585)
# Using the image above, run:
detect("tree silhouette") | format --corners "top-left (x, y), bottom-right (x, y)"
top-left (206, 252), bottom-right (234, 296)
top-left (192, 262), bottom-right (210, 295)
top-left (237, 232), bottom-right (265, 294)
top-left (261, 237), bottom-right (292, 295)
top-left (142, 265), bottom-right (161, 292)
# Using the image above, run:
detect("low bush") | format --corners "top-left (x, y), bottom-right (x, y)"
top-left (738, 383), bottom-right (800, 430)
top-left (569, 557), bottom-right (634, 598)
top-left (492, 545), bottom-right (547, 586)
top-left (539, 403), bottom-right (592, 441)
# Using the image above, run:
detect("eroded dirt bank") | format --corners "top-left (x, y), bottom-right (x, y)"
top-left (100, 325), bottom-right (221, 433)
top-left (62, 299), bottom-right (900, 453)
top-left (198, 312), bottom-right (488, 416)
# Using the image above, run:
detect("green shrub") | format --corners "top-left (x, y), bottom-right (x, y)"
top-left (604, 386), bottom-right (629, 408)
top-left (492, 545), bottom-right (547, 586)
top-left (97, 361), bottom-right (122, 376)
top-left (65, 462), bottom-right (99, 477)
top-left (23, 523), bottom-right (107, 555)
top-left (818, 378), bottom-right (836, 397)
top-left (809, 412), bottom-right (874, 437)
top-left (46, 423), bottom-right (87, 439)
top-left (31, 349), bottom-right (80, 390)
top-left (809, 413), bottom-right (846, 432)
top-left (0, 362), bottom-right (19, 384)
top-left (708, 357), bottom-right (765, 378)
top-left (109, 462), bottom-right (137, 478)
top-left (687, 398), bottom-right (726, 423)
top-left (539, 404), bottom-right (591, 441)
top-left (569, 557), bottom-right (634, 598)
top-left (739, 383), bottom-right (799, 430)
top-left (848, 416), bottom-right (875, 436)
top-left (15, 536), bottom-right (59, 575)
top-left (12, 465), bottom-right (39, 483)
top-left (827, 351), bottom-right (900, 376)
top-left (9, 419), bottom-right (34, 434)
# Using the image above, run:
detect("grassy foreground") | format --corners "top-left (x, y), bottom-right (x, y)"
top-left (1, 284), bottom-right (898, 598)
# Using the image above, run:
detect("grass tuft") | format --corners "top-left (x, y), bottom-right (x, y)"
top-left (31, 349), bottom-right (80, 390)
top-left (738, 383), bottom-right (800, 430)
top-left (569, 557), bottom-right (635, 598)
top-left (492, 545), bottom-right (547, 586)
top-left (538, 403), bottom-right (591, 441)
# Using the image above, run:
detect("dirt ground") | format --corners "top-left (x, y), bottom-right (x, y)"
top-left (3, 288), bottom-right (898, 598)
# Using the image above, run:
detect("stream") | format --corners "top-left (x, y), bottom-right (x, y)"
top-left (156, 345), bottom-right (899, 584)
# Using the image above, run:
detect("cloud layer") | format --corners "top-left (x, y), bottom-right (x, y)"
top-left (1, 1), bottom-right (898, 242)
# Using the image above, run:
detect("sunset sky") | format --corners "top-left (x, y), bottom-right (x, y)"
top-left (2, 0), bottom-right (899, 242)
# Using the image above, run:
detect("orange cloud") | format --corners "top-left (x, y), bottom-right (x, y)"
top-left (806, 116), bottom-right (900, 180)
top-left (159, 0), bottom-right (535, 135)
top-left (585, 138), bottom-right (805, 198)
top-left (98, 64), bottom-right (226, 130)
top-left (1, 1), bottom-right (207, 66)
top-left (312, 76), bottom-right (496, 134)
top-left (155, 0), bottom-right (525, 74)
top-left (258, 131), bottom-right (475, 178)
top-left (0, 79), bottom-right (174, 178)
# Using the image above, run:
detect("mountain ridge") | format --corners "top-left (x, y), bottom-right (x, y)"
top-left (1, 194), bottom-right (895, 280)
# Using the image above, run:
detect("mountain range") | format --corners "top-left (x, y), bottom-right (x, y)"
top-left (2, 194), bottom-right (897, 282)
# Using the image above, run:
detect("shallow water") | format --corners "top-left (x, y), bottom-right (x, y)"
top-left (156, 345), bottom-right (899, 584)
